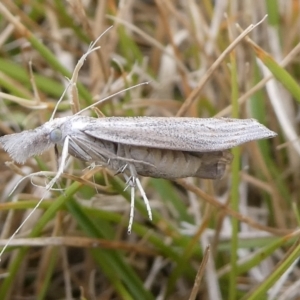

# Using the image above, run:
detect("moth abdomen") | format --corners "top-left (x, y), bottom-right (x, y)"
top-left (110, 145), bottom-right (233, 179)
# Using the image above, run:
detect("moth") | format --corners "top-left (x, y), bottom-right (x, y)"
top-left (0, 115), bottom-right (276, 231)
top-left (0, 29), bottom-right (277, 234)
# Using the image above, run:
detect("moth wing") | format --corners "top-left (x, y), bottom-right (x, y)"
top-left (83, 117), bottom-right (277, 152)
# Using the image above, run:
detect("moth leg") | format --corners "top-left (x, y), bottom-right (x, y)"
top-left (46, 136), bottom-right (70, 190)
top-left (122, 167), bottom-right (152, 233)
top-left (71, 136), bottom-right (156, 167)
top-left (122, 146), bottom-right (152, 233)
top-left (119, 170), bottom-right (135, 233)
top-left (135, 176), bottom-right (152, 221)
top-left (123, 147), bottom-right (151, 215)
top-left (114, 163), bottom-right (128, 176)
top-left (125, 172), bottom-right (135, 235)
top-left (84, 161), bottom-right (105, 172)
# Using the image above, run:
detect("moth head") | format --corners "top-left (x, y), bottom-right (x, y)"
top-left (0, 118), bottom-right (67, 164)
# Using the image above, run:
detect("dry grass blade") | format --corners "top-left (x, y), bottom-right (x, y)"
top-left (0, 1), bottom-right (299, 299)
top-left (189, 245), bottom-right (210, 300)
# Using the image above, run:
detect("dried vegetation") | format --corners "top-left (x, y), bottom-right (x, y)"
top-left (0, 1), bottom-right (300, 299)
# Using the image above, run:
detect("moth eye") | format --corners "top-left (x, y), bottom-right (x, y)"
top-left (49, 128), bottom-right (62, 143)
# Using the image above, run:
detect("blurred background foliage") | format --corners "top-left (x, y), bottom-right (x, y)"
top-left (0, 1), bottom-right (300, 299)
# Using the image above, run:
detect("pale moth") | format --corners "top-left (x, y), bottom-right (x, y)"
top-left (0, 33), bottom-right (277, 259)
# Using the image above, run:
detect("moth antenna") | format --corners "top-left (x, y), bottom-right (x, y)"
top-left (75, 81), bottom-right (149, 116)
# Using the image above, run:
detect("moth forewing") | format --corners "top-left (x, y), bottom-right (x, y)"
top-left (82, 117), bottom-right (277, 152)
